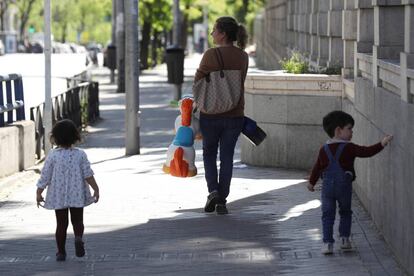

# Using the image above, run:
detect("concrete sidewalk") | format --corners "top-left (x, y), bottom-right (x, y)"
top-left (0, 59), bottom-right (405, 275)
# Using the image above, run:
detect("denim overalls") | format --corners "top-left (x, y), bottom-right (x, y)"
top-left (321, 143), bottom-right (353, 243)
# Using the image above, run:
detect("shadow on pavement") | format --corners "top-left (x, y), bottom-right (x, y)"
top-left (0, 182), bottom-right (318, 275)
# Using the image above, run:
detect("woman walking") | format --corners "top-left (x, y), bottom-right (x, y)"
top-left (194, 16), bottom-right (249, 214)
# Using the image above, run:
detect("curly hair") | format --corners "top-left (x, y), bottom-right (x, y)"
top-left (50, 119), bottom-right (81, 147)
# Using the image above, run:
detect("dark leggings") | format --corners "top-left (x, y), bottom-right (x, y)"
top-left (55, 208), bottom-right (84, 254)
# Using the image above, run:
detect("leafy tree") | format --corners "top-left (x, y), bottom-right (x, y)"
top-left (185, 0), bottom-right (265, 47)
top-left (50, 0), bottom-right (111, 44)
top-left (139, 0), bottom-right (172, 69)
top-left (14, 0), bottom-right (38, 42)
top-left (13, 0), bottom-right (111, 45)
top-left (73, 0), bottom-right (112, 44)
top-left (0, 0), bottom-right (15, 32)
top-left (51, 0), bottom-right (73, 42)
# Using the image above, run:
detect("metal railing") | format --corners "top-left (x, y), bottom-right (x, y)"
top-left (0, 74), bottom-right (25, 127)
top-left (30, 80), bottom-right (99, 159)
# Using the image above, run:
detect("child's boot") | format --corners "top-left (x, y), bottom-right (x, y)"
top-left (74, 236), bottom-right (85, 257)
top-left (322, 243), bottom-right (334, 255)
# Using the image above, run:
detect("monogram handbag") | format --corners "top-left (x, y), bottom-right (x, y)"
top-left (193, 48), bottom-right (242, 114)
top-left (242, 116), bottom-right (267, 146)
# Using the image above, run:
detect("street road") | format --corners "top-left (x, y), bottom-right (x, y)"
top-left (0, 53), bottom-right (101, 117)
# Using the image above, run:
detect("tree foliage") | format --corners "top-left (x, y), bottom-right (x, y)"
top-left (0, 0), bottom-right (15, 31)
top-left (182, 0), bottom-right (266, 47)
top-left (139, 0), bottom-right (172, 68)
top-left (10, 0), bottom-right (111, 44)
top-left (14, 0), bottom-right (39, 41)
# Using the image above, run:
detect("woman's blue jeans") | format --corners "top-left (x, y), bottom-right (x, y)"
top-left (199, 116), bottom-right (244, 203)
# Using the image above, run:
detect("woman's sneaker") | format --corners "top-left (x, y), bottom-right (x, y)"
top-left (75, 237), bottom-right (85, 257)
top-left (215, 204), bottom-right (228, 215)
top-left (204, 191), bottom-right (219, 213)
top-left (340, 237), bottom-right (352, 251)
top-left (322, 243), bottom-right (334, 255)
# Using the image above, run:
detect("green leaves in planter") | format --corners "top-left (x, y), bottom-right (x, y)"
top-left (279, 51), bottom-right (308, 74)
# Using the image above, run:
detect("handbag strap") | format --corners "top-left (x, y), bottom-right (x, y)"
top-left (214, 48), bottom-right (225, 78)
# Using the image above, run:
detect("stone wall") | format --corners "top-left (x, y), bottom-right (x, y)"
top-left (241, 72), bottom-right (342, 169)
top-left (255, 0), bottom-right (287, 69)
top-left (252, 0), bottom-right (414, 273)
top-left (0, 121), bottom-right (35, 178)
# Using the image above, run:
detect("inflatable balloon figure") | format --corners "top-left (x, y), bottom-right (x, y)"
top-left (163, 96), bottom-right (201, 177)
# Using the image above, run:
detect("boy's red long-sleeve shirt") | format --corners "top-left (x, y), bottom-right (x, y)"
top-left (309, 142), bottom-right (384, 186)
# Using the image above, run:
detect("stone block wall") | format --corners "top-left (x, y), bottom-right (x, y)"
top-left (252, 0), bottom-right (414, 273)
top-left (242, 73), bottom-right (342, 169)
top-left (255, 0), bottom-right (287, 69)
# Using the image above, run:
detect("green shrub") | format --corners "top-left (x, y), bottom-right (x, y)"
top-left (279, 51), bottom-right (309, 74)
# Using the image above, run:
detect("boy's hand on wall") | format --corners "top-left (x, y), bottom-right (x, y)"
top-left (381, 135), bottom-right (393, 147)
top-left (307, 183), bottom-right (315, 192)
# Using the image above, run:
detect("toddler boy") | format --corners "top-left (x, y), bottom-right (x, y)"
top-left (308, 111), bottom-right (393, 254)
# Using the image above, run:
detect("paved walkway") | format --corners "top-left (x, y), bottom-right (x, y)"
top-left (0, 58), bottom-right (405, 275)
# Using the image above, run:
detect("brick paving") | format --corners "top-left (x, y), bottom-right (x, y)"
top-left (0, 61), bottom-right (405, 275)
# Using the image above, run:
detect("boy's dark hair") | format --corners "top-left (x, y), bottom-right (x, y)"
top-left (322, 111), bottom-right (355, 138)
top-left (50, 119), bottom-right (81, 147)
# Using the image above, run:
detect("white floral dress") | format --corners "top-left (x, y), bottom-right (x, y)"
top-left (37, 147), bottom-right (95, 210)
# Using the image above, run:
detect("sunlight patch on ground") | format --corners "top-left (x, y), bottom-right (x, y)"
top-left (277, 200), bottom-right (321, 222)
top-left (140, 147), bottom-right (168, 154)
top-left (0, 148), bottom-right (309, 237)
top-left (304, 228), bottom-right (321, 241)
top-left (226, 178), bottom-right (306, 204)
top-left (142, 130), bottom-right (175, 136)
top-left (98, 104), bottom-right (125, 111)
top-left (140, 103), bottom-right (170, 109)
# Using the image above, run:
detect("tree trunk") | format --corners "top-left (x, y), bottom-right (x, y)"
top-left (180, 9), bottom-right (188, 50)
top-left (236, 0), bottom-right (249, 24)
top-left (0, 2), bottom-right (5, 31)
top-left (139, 20), bottom-right (151, 70)
top-left (18, 0), bottom-right (36, 43)
top-left (151, 31), bottom-right (159, 68)
top-left (60, 22), bottom-right (67, 43)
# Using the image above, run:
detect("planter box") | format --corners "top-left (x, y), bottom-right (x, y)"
top-left (242, 70), bottom-right (342, 170)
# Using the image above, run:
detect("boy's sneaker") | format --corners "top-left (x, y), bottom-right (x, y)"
top-left (216, 204), bottom-right (228, 215)
top-left (56, 252), bottom-right (66, 261)
top-left (340, 237), bottom-right (352, 251)
top-left (322, 243), bottom-right (334, 255)
top-left (75, 237), bottom-right (85, 257)
top-left (204, 191), bottom-right (219, 213)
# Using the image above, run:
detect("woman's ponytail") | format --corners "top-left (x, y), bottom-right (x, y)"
top-left (216, 16), bottom-right (248, 50)
top-left (236, 24), bottom-right (248, 50)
